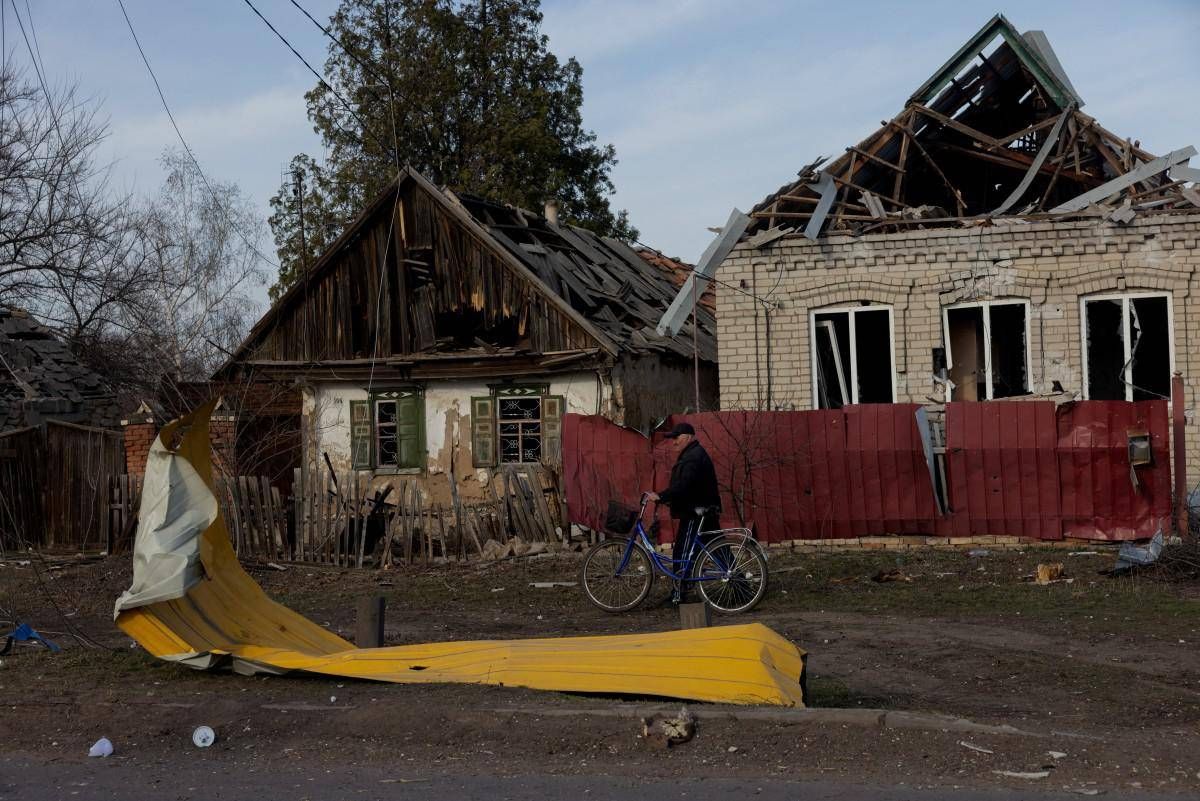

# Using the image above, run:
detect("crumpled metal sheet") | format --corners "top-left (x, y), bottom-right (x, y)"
top-left (115, 403), bottom-right (806, 707)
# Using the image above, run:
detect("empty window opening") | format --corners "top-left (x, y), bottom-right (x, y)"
top-left (812, 306), bottom-right (895, 409)
top-left (1083, 293), bottom-right (1172, 401)
top-left (944, 301), bottom-right (1029, 401)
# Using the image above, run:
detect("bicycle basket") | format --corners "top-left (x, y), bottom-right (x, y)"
top-left (603, 500), bottom-right (639, 534)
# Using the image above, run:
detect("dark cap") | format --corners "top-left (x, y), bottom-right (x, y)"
top-left (663, 422), bottom-right (696, 438)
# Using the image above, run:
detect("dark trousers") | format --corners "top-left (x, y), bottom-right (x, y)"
top-left (672, 514), bottom-right (713, 598)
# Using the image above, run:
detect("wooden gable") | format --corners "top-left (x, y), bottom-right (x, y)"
top-left (229, 171), bottom-right (613, 368)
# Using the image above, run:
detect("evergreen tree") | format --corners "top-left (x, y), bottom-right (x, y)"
top-left (268, 0), bottom-right (635, 298)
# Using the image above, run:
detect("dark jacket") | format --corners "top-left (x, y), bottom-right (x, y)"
top-left (658, 440), bottom-right (721, 519)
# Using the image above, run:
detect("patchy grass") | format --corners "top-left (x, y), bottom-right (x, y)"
top-left (758, 547), bottom-right (1200, 636)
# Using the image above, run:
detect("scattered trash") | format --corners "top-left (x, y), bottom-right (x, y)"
top-left (1046, 750), bottom-right (1067, 760)
top-left (329, 696), bottom-right (337, 703)
top-left (1068, 551), bottom-right (1100, 557)
top-left (1035, 563), bottom-right (1065, 585)
top-left (641, 706), bottom-right (696, 749)
top-left (967, 549), bottom-right (990, 558)
top-left (1068, 789), bottom-right (1102, 796)
top-left (529, 581), bottom-right (577, 588)
top-left (267, 562), bottom-right (287, 571)
top-left (490, 587), bottom-right (505, 593)
top-left (958, 740), bottom-right (994, 754)
top-left (88, 738), bottom-right (113, 758)
top-left (992, 770), bottom-right (1049, 779)
top-left (727, 745), bottom-right (739, 753)
top-left (871, 569), bottom-right (913, 583)
top-left (1, 623), bottom-right (61, 655)
top-left (192, 726), bottom-right (216, 748)
top-left (1112, 529), bottom-right (1164, 573)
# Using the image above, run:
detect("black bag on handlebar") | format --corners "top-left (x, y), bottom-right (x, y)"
top-left (603, 500), bottom-right (639, 534)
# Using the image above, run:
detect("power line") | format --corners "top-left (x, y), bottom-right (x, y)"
top-left (241, 0), bottom-right (392, 157)
top-left (113, 0), bottom-right (279, 271)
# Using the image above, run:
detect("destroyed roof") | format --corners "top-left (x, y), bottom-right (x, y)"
top-left (222, 167), bottom-right (715, 375)
top-left (453, 192), bottom-right (716, 363)
top-left (0, 306), bottom-right (120, 431)
top-left (748, 14), bottom-right (1200, 240)
top-left (636, 248), bottom-right (716, 314)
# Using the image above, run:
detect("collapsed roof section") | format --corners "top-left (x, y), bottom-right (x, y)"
top-left (454, 193), bottom-right (716, 363)
top-left (748, 14), bottom-right (1199, 239)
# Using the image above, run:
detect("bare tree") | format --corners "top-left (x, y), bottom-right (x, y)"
top-left (122, 150), bottom-right (268, 382)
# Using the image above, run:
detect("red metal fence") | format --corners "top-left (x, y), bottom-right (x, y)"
top-left (562, 400), bottom-right (1171, 543)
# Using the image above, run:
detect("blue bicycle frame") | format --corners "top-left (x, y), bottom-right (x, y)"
top-left (616, 499), bottom-right (733, 583)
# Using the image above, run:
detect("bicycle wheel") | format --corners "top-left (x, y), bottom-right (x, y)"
top-left (581, 539), bottom-right (654, 613)
top-left (692, 535), bottom-right (768, 614)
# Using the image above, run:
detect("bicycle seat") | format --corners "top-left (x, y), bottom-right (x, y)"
top-left (693, 505), bottom-right (719, 517)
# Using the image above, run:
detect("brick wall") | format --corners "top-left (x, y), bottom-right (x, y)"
top-left (121, 415), bottom-right (239, 477)
top-left (716, 213), bottom-right (1200, 473)
top-left (121, 418), bottom-right (157, 476)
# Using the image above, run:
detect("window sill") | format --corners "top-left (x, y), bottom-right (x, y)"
top-left (372, 467), bottom-right (424, 476)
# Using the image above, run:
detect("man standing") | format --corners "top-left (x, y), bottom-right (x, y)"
top-left (646, 422), bottom-right (721, 603)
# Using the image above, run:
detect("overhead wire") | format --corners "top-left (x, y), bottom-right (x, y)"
top-left (113, 0), bottom-right (280, 271)
top-left (241, 0), bottom-right (392, 158)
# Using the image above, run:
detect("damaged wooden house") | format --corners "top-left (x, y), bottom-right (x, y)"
top-left (217, 167), bottom-right (716, 502)
top-left (713, 14), bottom-right (1200, 470)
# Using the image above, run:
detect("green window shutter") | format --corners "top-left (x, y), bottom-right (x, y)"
top-left (349, 399), bottom-right (372, 469)
top-left (542, 395), bottom-right (564, 465)
top-left (396, 392), bottom-right (425, 469)
top-left (471, 396), bottom-right (496, 467)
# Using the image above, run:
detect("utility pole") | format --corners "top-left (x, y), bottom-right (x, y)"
top-left (293, 167), bottom-right (309, 361)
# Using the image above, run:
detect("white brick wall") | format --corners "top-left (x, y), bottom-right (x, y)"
top-left (716, 214), bottom-right (1200, 471)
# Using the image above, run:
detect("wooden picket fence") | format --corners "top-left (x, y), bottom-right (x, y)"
top-left (107, 464), bottom-right (566, 567)
top-left (290, 464), bottom-right (566, 567)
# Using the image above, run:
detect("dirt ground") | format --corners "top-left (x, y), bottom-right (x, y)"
top-left (2, 545), bottom-right (1200, 797)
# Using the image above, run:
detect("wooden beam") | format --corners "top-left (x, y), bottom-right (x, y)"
top-left (892, 111), bottom-right (912, 202)
top-left (848, 145), bottom-right (905, 174)
top-left (828, 174), bottom-right (911, 208)
top-left (996, 115), bottom-right (1064, 147)
top-left (892, 119), bottom-right (965, 215)
top-left (911, 104), bottom-right (1003, 149)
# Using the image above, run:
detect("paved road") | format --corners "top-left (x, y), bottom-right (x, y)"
top-left (0, 758), bottom-right (1176, 801)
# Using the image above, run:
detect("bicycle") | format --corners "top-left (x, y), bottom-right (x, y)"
top-left (581, 494), bottom-right (769, 614)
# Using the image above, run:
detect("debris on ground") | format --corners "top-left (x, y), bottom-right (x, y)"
top-left (958, 740), bottom-right (994, 754)
top-left (88, 738), bottom-right (113, 758)
top-left (641, 706), bottom-right (696, 749)
top-left (871, 569), bottom-right (913, 583)
top-left (992, 769), bottom-right (1049, 779)
top-left (529, 581), bottom-right (577, 588)
top-left (192, 726), bottom-right (216, 748)
top-left (1111, 530), bottom-right (1164, 574)
top-left (1068, 551), bottom-right (1101, 557)
top-left (1035, 563), bottom-right (1065, 585)
top-left (1046, 750), bottom-right (1067, 759)
top-left (967, 549), bottom-right (990, 558)
top-left (1, 623), bottom-right (61, 655)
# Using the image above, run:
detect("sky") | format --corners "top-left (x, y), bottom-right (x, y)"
top-left (4, 0), bottom-right (1199, 312)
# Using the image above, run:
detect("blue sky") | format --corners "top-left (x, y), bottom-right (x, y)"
top-left (5, 1), bottom-right (1199, 309)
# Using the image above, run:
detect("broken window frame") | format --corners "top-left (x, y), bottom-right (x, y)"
top-left (940, 299), bottom-right (1032, 402)
top-left (1080, 291), bottom-right (1175, 402)
top-left (808, 304), bottom-right (897, 409)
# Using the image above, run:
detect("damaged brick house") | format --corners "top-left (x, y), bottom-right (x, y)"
top-left (716, 14), bottom-right (1200, 470)
top-left (216, 166), bottom-right (716, 499)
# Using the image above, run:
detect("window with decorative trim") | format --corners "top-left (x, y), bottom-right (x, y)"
top-left (471, 385), bottom-right (563, 466)
top-left (1081, 292), bottom-right (1173, 401)
top-left (942, 299), bottom-right (1031, 401)
top-left (810, 305), bottom-right (896, 409)
top-left (349, 389), bottom-right (425, 471)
